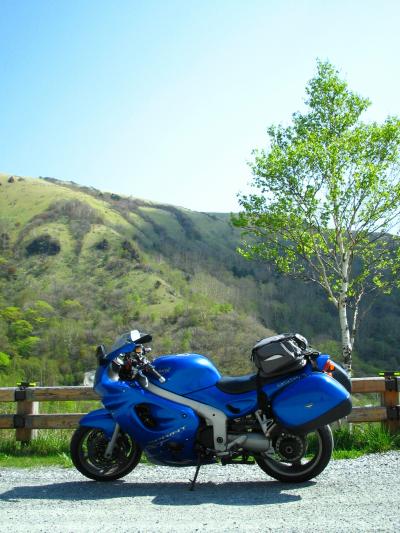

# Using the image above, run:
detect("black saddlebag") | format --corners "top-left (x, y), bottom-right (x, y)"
top-left (251, 333), bottom-right (307, 378)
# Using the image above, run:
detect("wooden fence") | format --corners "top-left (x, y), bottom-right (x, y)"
top-left (0, 376), bottom-right (399, 443)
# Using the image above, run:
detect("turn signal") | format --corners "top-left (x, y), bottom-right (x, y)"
top-left (323, 359), bottom-right (335, 376)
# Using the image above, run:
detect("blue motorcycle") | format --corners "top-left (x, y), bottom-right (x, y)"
top-left (70, 330), bottom-right (352, 487)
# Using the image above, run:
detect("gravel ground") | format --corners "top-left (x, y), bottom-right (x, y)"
top-left (0, 452), bottom-right (399, 533)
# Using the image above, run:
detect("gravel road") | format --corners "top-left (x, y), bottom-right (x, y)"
top-left (0, 452), bottom-right (399, 532)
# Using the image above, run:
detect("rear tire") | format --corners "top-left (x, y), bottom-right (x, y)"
top-left (70, 426), bottom-right (142, 481)
top-left (255, 425), bottom-right (333, 483)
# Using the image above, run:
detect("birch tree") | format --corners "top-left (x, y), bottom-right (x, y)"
top-left (234, 61), bottom-right (400, 373)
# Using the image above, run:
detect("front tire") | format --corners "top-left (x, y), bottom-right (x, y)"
top-left (255, 425), bottom-right (333, 483)
top-left (70, 426), bottom-right (142, 481)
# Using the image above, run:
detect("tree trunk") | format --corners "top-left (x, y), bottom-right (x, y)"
top-left (338, 297), bottom-right (352, 375)
top-left (337, 248), bottom-right (352, 375)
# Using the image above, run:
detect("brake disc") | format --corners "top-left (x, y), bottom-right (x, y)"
top-left (275, 433), bottom-right (306, 462)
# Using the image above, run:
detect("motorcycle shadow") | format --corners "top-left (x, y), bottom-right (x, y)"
top-left (0, 479), bottom-right (314, 505)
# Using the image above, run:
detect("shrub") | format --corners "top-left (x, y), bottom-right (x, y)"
top-left (121, 240), bottom-right (140, 261)
top-left (26, 235), bottom-right (61, 256)
top-left (0, 232), bottom-right (10, 252)
top-left (94, 239), bottom-right (109, 250)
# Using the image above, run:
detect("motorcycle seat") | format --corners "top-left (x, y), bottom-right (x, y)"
top-left (216, 373), bottom-right (258, 394)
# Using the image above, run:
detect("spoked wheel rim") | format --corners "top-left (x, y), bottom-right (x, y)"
top-left (77, 428), bottom-right (140, 479)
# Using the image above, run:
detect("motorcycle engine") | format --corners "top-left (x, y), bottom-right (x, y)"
top-left (197, 425), bottom-right (214, 449)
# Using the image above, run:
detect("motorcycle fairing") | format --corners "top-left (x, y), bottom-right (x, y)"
top-left (79, 408), bottom-right (116, 439)
top-left (94, 365), bottom-right (201, 466)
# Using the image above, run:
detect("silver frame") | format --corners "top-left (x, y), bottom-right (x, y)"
top-left (147, 382), bottom-right (228, 451)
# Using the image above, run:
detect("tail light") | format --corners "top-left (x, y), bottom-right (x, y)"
top-left (323, 359), bottom-right (335, 376)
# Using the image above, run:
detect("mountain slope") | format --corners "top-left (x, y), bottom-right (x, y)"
top-left (0, 174), bottom-right (272, 384)
top-left (1, 173), bottom-right (399, 385)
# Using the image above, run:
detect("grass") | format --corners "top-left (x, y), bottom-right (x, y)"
top-left (0, 423), bottom-right (398, 468)
top-left (332, 423), bottom-right (400, 454)
top-left (0, 400), bottom-right (98, 467)
top-left (0, 430), bottom-right (73, 468)
top-left (0, 175), bottom-right (132, 234)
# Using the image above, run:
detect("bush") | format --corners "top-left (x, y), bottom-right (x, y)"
top-left (94, 239), bottom-right (109, 251)
top-left (121, 240), bottom-right (140, 261)
top-left (26, 235), bottom-right (61, 256)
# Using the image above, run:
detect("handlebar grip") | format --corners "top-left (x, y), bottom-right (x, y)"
top-left (147, 365), bottom-right (166, 383)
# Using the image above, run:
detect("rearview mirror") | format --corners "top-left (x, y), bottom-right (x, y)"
top-left (130, 330), bottom-right (141, 342)
top-left (130, 330), bottom-right (152, 344)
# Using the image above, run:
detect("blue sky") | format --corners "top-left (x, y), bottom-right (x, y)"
top-left (0, 0), bottom-right (399, 212)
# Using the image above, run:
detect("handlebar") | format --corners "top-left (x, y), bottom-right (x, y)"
top-left (116, 348), bottom-right (166, 384)
top-left (145, 364), bottom-right (166, 384)
top-left (135, 348), bottom-right (166, 384)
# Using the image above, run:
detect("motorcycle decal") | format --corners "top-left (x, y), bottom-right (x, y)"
top-left (275, 374), bottom-right (303, 389)
top-left (156, 366), bottom-right (172, 375)
top-left (147, 425), bottom-right (187, 445)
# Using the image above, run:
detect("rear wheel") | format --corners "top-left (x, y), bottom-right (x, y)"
top-left (255, 425), bottom-right (333, 483)
top-left (70, 426), bottom-right (142, 481)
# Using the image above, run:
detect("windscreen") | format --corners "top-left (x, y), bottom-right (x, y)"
top-left (110, 332), bottom-right (133, 353)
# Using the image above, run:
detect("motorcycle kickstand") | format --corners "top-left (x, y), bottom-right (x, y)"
top-left (189, 456), bottom-right (203, 491)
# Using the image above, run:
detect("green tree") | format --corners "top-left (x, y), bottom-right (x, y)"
top-left (15, 336), bottom-right (40, 357)
top-left (9, 319), bottom-right (34, 339)
top-left (0, 351), bottom-right (10, 371)
top-left (1, 306), bottom-right (23, 322)
top-left (234, 61), bottom-right (400, 373)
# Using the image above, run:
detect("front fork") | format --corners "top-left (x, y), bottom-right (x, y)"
top-left (104, 423), bottom-right (120, 459)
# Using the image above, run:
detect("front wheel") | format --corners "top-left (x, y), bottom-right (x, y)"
top-left (255, 425), bottom-right (333, 483)
top-left (70, 426), bottom-right (142, 481)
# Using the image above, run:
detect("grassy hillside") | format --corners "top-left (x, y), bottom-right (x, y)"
top-left (0, 173), bottom-right (399, 385)
top-left (0, 174), bottom-right (272, 384)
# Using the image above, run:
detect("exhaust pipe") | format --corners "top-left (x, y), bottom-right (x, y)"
top-left (227, 433), bottom-right (270, 453)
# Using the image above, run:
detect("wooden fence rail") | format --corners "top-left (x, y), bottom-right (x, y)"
top-left (0, 377), bottom-right (399, 443)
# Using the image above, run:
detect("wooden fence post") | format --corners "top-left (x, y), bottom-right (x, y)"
top-left (380, 373), bottom-right (400, 434)
top-left (15, 384), bottom-right (39, 444)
